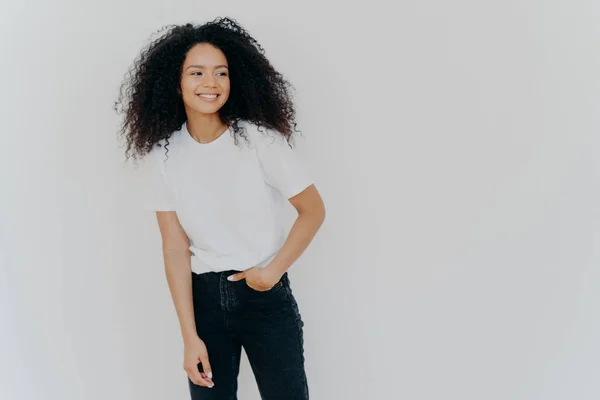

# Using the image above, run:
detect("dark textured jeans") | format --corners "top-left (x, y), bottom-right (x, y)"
top-left (188, 270), bottom-right (309, 400)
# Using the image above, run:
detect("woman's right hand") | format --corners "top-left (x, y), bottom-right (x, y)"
top-left (184, 335), bottom-right (214, 388)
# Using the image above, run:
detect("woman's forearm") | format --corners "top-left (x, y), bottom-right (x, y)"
top-left (163, 248), bottom-right (198, 343)
top-left (267, 208), bottom-right (325, 276)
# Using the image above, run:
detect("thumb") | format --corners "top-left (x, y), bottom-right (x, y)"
top-left (227, 271), bottom-right (246, 282)
top-left (200, 355), bottom-right (213, 380)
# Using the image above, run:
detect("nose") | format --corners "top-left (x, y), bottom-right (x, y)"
top-left (202, 74), bottom-right (217, 87)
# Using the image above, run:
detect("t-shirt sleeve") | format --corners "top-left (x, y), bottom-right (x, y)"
top-left (256, 131), bottom-right (314, 199)
top-left (140, 147), bottom-right (176, 211)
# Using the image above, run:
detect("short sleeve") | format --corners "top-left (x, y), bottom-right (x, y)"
top-left (140, 148), bottom-right (176, 211)
top-left (255, 132), bottom-right (314, 199)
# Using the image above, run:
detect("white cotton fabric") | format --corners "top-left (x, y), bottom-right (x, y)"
top-left (141, 120), bottom-right (314, 274)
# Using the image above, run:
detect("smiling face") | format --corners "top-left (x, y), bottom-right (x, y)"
top-left (179, 43), bottom-right (231, 116)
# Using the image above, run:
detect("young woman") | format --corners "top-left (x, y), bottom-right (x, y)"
top-left (114, 17), bottom-right (325, 400)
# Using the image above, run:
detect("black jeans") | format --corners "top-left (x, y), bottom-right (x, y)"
top-left (188, 270), bottom-right (309, 400)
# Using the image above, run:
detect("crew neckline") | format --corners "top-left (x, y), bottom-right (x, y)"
top-left (182, 120), bottom-right (231, 149)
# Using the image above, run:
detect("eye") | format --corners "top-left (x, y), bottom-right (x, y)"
top-left (191, 72), bottom-right (202, 76)
top-left (217, 72), bottom-right (228, 76)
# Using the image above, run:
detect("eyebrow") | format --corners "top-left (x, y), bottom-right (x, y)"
top-left (186, 64), bottom-right (229, 70)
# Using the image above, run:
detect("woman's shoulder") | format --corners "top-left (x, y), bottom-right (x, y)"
top-left (144, 137), bottom-right (183, 170)
top-left (147, 125), bottom-right (186, 156)
top-left (241, 121), bottom-right (286, 146)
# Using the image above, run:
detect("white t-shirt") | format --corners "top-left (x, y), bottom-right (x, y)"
top-left (141, 120), bottom-right (314, 275)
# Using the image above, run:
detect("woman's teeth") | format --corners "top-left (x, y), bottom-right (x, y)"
top-left (197, 94), bottom-right (218, 99)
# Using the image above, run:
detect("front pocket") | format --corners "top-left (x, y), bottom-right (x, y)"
top-left (245, 279), bottom-right (284, 293)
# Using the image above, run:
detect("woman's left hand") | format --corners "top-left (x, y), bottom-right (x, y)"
top-left (227, 266), bottom-right (282, 291)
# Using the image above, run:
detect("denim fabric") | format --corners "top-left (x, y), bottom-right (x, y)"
top-left (188, 270), bottom-right (309, 400)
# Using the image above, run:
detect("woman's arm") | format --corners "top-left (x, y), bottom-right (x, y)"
top-left (155, 211), bottom-right (214, 387)
top-left (228, 184), bottom-right (326, 287)
top-left (155, 211), bottom-right (197, 343)
top-left (267, 184), bottom-right (326, 276)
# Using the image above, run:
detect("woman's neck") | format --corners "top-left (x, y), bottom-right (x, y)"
top-left (186, 113), bottom-right (228, 143)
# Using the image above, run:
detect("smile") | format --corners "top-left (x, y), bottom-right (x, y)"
top-left (196, 94), bottom-right (220, 100)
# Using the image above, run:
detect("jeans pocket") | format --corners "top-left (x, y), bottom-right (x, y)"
top-left (245, 278), bottom-right (285, 293)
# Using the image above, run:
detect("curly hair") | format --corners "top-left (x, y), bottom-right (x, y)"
top-left (114, 17), bottom-right (300, 162)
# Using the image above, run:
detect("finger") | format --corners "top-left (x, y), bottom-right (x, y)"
top-left (227, 271), bottom-right (245, 282)
top-left (199, 371), bottom-right (214, 381)
top-left (200, 357), bottom-right (214, 386)
top-left (186, 364), bottom-right (213, 387)
top-left (200, 357), bottom-right (213, 378)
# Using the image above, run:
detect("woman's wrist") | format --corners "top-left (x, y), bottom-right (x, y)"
top-left (182, 329), bottom-right (200, 344)
top-left (264, 262), bottom-right (286, 280)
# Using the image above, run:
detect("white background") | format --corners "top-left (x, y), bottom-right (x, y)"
top-left (1, 0), bottom-right (599, 399)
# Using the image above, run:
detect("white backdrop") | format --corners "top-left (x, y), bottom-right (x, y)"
top-left (1, 0), bottom-right (599, 399)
